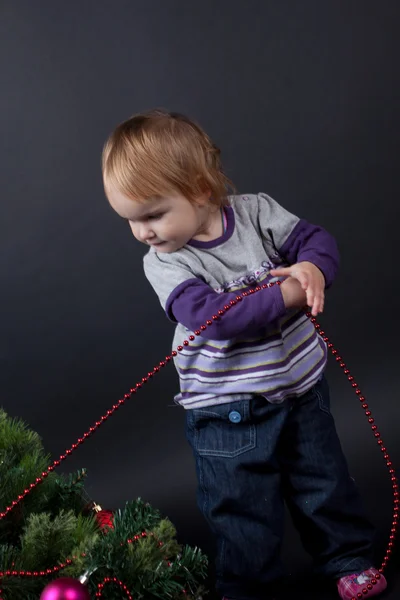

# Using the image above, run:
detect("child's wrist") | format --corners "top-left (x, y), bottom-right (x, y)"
top-left (280, 278), bottom-right (306, 309)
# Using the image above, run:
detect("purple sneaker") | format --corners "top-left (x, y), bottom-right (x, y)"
top-left (337, 568), bottom-right (387, 599)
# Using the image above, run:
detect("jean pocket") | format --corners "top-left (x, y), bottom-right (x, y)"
top-left (314, 376), bottom-right (332, 415)
top-left (186, 400), bottom-right (256, 458)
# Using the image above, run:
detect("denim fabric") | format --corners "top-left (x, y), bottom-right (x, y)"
top-left (185, 376), bottom-right (375, 600)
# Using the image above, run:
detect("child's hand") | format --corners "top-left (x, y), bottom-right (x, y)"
top-left (280, 277), bottom-right (307, 311)
top-left (270, 261), bottom-right (325, 316)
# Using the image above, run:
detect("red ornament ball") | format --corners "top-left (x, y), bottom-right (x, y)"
top-left (40, 577), bottom-right (91, 600)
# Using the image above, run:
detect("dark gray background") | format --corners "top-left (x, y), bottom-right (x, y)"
top-left (1, 2), bottom-right (399, 598)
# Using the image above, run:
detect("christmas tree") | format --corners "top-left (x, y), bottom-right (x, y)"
top-left (0, 408), bottom-right (208, 599)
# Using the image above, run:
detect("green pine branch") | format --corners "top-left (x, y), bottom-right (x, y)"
top-left (0, 409), bottom-right (209, 600)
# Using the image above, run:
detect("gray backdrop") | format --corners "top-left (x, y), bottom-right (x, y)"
top-left (1, 1), bottom-right (399, 598)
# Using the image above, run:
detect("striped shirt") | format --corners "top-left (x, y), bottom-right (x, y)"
top-left (143, 193), bottom-right (339, 409)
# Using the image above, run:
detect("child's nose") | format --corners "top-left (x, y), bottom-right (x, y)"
top-left (139, 223), bottom-right (154, 241)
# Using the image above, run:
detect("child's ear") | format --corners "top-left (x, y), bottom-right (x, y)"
top-left (194, 191), bottom-right (212, 206)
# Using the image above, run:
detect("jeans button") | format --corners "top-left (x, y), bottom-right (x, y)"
top-left (228, 410), bottom-right (242, 423)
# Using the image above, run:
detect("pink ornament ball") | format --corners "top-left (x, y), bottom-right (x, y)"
top-left (40, 577), bottom-right (91, 600)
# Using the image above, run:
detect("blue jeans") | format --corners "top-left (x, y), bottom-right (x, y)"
top-left (185, 376), bottom-right (375, 600)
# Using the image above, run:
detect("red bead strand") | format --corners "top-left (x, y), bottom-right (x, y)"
top-left (0, 531), bottom-right (170, 599)
top-left (95, 576), bottom-right (188, 599)
top-left (95, 577), bottom-right (133, 599)
top-left (306, 312), bottom-right (397, 600)
top-left (0, 282), bottom-right (396, 600)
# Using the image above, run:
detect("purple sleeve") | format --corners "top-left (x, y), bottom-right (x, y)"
top-left (165, 278), bottom-right (286, 341)
top-left (279, 219), bottom-right (340, 288)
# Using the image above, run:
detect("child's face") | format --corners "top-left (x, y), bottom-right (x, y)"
top-left (107, 186), bottom-right (215, 253)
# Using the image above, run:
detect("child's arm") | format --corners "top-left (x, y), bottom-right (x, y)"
top-left (167, 276), bottom-right (306, 341)
top-left (143, 252), bottom-right (306, 341)
top-left (271, 220), bottom-right (339, 291)
top-left (257, 193), bottom-right (340, 289)
top-left (256, 193), bottom-right (340, 316)
top-left (271, 261), bottom-right (324, 316)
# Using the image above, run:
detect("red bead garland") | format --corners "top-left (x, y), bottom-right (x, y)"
top-left (0, 281), bottom-right (396, 600)
top-left (95, 577), bottom-right (133, 599)
top-left (307, 314), bottom-right (398, 600)
top-left (0, 530), bottom-right (185, 599)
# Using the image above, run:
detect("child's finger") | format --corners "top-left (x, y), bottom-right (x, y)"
top-left (299, 275), bottom-right (308, 290)
top-left (306, 288), bottom-right (315, 310)
top-left (312, 289), bottom-right (324, 315)
top-left (270, 267), bottom-right (291, 277)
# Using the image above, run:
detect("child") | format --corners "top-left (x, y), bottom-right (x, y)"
top-left (101, 110), bottom-right (387, 600)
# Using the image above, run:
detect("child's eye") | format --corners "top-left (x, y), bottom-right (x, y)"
top-left (148, 213), bottom-right (163, 220)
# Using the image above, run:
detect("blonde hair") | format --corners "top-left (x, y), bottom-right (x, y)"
top-left (102, 109), bottom-right (235, 207)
